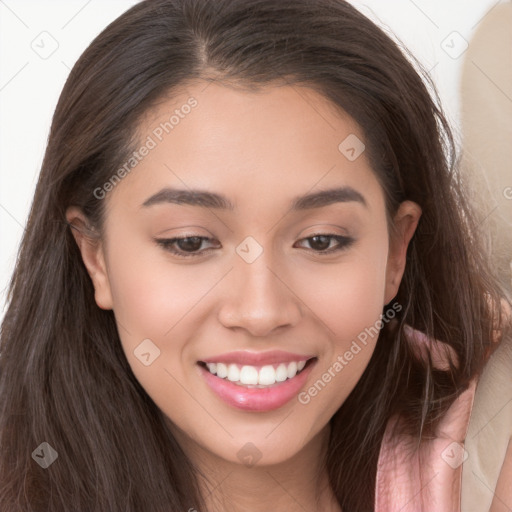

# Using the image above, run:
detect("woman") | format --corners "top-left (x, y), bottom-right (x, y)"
top-left (0, 0), bottom-right (510, 510)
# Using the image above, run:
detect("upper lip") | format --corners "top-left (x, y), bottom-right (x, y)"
top-left (199, 350), bottom-right (315, 366)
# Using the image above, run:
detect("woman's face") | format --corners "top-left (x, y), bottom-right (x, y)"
top-left (70, 82), bottom-right (420, 467)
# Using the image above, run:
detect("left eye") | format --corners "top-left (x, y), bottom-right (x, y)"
top-left (294, 234), bottom-right (354, 253)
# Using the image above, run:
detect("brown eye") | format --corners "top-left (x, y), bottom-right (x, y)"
top-left (155, 236), bottom-right (220, 258)
top-left (308, 235), bottom-right (332, 251)
top-left (294, 234), bottom-right (355, 254)
top-left (175, 236), bottom-right (204, 252)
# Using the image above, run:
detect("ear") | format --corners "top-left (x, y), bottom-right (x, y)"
top-left (66, 206), bottom-right (113, 310)
top-left (384, 200), bottom-right (422, 305)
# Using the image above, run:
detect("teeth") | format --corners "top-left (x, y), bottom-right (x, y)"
top-left (204, 360), bottom-right (309, 386)
top-left (240, 365), bottom-right (259, 385)
top-left (216, 362), bottom-right (228, 379)
top-left (275, 364), bottom-right (288, 382)
top-left (287, 362), bottom-right (298, 379)
top-left (227, 364), bottom-right (240, 382)
top-left (258, 365), bottom-right (276, 386)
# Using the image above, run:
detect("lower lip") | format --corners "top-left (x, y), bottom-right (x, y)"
top-left (198, 360), bottom-right (316, 412)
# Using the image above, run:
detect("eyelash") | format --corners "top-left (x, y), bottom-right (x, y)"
top-left (155, 233), bottom-right (355, 259)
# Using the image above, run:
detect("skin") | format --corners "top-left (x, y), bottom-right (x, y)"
top-left (67, 82), bottom-right (421, 512)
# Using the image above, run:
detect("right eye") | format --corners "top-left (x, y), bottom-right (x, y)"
top-left (155, 236), bottom-right (221, 258)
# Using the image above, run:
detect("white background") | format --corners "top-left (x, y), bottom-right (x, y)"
top-left (0, 0), bottom-right (503, 319)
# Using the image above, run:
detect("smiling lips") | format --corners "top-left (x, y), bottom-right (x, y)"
top-left (198, 350), bottom-right (317, 412)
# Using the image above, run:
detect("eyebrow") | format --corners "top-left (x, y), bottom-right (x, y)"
top-left (141, 186), bottom-right (367, 210)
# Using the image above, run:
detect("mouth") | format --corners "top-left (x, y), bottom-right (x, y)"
top-left (196, 356), bottom-right (317, 412)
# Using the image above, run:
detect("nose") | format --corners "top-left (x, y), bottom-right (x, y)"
top-left (217, 253), bottom-right (303, 337)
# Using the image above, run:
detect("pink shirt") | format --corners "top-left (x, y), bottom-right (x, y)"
top-left (375, 327), bottom-right (479, 511)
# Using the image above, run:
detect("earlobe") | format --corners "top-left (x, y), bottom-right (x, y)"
top-left (66, 207), bottom-right (113, 310)
top-left (384, 201), bottom-right (422, 305)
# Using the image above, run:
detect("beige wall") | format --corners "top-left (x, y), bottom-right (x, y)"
top-left (460, 2), bottom-right (512, 293)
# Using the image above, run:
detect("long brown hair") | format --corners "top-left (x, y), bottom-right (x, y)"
top-left (1, 0), bottom-right (509, 510)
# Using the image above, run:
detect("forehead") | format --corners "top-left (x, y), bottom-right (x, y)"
top-left (106, 81), bottom-right (384, 215)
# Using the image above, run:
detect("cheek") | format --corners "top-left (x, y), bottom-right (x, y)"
top-left (105, 231), bottom-right (227, 340)
top-left (103, 237), bottom-right (225, 425)
top-left (298, 232), bottom-right (389, 343)
top-left (292, 233), bottom-right (389, 421)
top-left (102, 230), bottom-right (232, 403)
